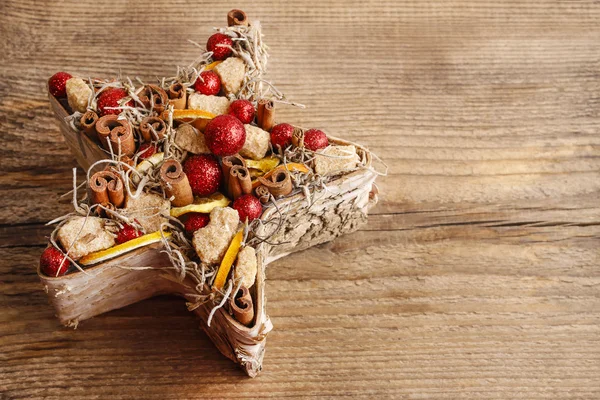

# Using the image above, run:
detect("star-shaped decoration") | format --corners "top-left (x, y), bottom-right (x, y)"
top-left (39, 10), bottom-right (381, 377)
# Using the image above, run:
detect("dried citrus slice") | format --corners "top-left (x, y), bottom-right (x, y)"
top-left (79, 231), bottom-right (171, 266)
top-left (133, 152), bottom-right (165, 184)
top-left (212, 229), bottom-right (244, 290)
top-left (170, 192), bottom-right (230, 217)
top-left (172, 109), bottom-right (216, 121)
top-left (245, 156), bottom-right (280, 173)
top-left (203, 60), bottom-right (223, 71)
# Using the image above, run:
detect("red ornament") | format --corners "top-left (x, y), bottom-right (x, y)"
top-left (97, 88), bottom-right (133, 116)
top-left (115, 224), bottom-right (142, 244)
top-left (303, 129), bottom-right (329, 151)
top-left (233, 195), bottom-right (263, 222)
top-left (229, 99), bottom-right (255, 124)
top-left (184, 213), bottom-right (210, 236)
top-left (204, 115), bottom-right (246, 156)
top-left (194, 70), bottom-right (221, 96)
top-left (40, 247), bottom-right (70, 277)
top-left (207, 33), bottom-right (233, 61)
top-left (270, 123), bottom-right (294, 149)
top-left (183, 154), bottom-right (223, 196)
top-left (137, 143), bottom-right (156, 160)
top-left (48, 72), bottom-right (73, 98)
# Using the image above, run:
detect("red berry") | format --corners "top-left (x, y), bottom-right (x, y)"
top-left (184, 213), bottom-right (210, 235)
top-left (116, 224), bottom-right (142, 244)
top-left (204, 115), bottom-right (246, 156)
top-left (207, 33), bottom-right (233, 61)
top-left (270, 123), bottom-right (294, 149)
top-left (303, 129), bottom-right (329, 151)
top-left (137, 143), bottom-right (156, 160)
top-left (194, 70), bottom-right (221, 95)
top-left (48, 72), bottom-right (73, 98)
top-left (233, 194), bottom-right (263, 222)
top-left (183, 154), bottom-right (223, 196)
top-left (40, 247), bottom-right (70, 277)
top-left (97, 88), bottom-right (133, 116)
top-left (229, 99), bottom-right (255, 124)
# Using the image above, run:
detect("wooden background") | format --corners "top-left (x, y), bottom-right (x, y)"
top-left (1, 1), bottom-right (599, 398)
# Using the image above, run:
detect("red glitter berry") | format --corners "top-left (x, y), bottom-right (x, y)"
top-left (303, 129), bottom-right (329, 151)
top-left (116, 224), bottom-right (142, 244)
top-left (137, 143), bottom-right (156, 160)
top-left (204, 115), bottom-right (246, 156)
top-left (229, 99), bottom-right (255, 124)
top-left (184, 213), bottom-right (210, 236)
top-left (183, 154), bottom-right (223, 196)
top-left (270, 123), bottom-right (294, 150)
top-left (48, 72), bottom-right (73, 98)
top-left (97, 87), bottom-right (133, 116)
top-left (194, 70), bottom-right (221, 95)
top-left (233, 194), bottom-right (263, 223)
top-left (40, 247), bottom-right (70, 277)
top-left (207, 33), bottom-right (233, 61)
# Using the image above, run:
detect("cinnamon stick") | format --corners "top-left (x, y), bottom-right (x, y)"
top-left (257, 99), bottom-right (275, 132)
top-left (257, 165), bottom-right (293, 197)
top-left (255, 185), bottom-right (270, 204)
top-left (160, 159), bottom-right (194, 207)
top-left (230, 286), bottom-right (254, 326)
top-left (227, 9), bottom-right (248, 27)
top-left (139, 84), bottom-right (169, 114)
top-left (79, 110), bottom-right (98, 140)
top-left (95, 115), bottom-right (135, 156)
top-left (167, 82), bottom-right (187, 110)
top-left (140, 116), bottom-right (167, 142)
top-left (227, 165), bottom-right (252, 200)
top-left (221, 154), bottom-right (246, 188)
top-left (89, 170), bottom-right (125, 208)
top-left (292, 127), bottom-right (304, 148)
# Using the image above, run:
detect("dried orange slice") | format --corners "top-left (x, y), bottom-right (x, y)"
top-left (170, 192), bottom-right (230, 217)
top-left (203, 61), bottom-right (223, 71)
top-left (245, 156), bottom-right (280, 173)
top-left (171, 109), bottom-right (216, 131)
top-left (133, 152), bottom-right (165, 184)
top-left (212, 229), bottom-right (244, 290)
top-left (172, 109), bottom-right (216, 121)
top-left (79, 231), bottom-right (171, 266)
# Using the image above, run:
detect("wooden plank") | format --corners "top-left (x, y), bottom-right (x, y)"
top-left (0, 0), bottom-right (599, 398)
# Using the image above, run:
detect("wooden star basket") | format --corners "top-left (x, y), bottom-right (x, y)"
top-left (41, 10), bottom-right (381, 377)
top-left (44, 95), bottom-right (379, 376)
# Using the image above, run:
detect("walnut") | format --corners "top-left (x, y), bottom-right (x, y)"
top-left (234, 246), bottom-right (258, 288)
top-left (240, 124), bottom-right (270, 160)
top-left (123, 192), bottom-right (170, 233)
top-left (213, 57), bottom-right (246, 95)
top-left (66, 77), bottom-right (92, 113)
top-left (174, 124), bottom-right (210, 154)
top-left (57, 216), bottom-right (114, 260)
top-left (193, 207), bottom-right (240, 264)
top-left (314, 145), bottom-right (359, 176)
top-left (188, 93), bottom-right (230, 116)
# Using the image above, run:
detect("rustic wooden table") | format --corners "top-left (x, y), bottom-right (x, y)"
top-left (1, 1), bottom-right (599, 398)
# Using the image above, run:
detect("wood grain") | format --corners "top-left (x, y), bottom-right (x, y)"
top-left (1, 0), bottom-right (599, 398)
